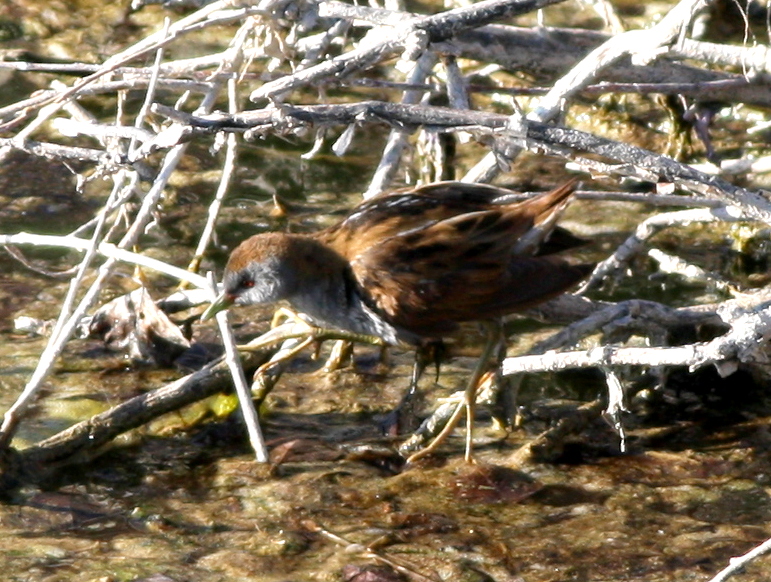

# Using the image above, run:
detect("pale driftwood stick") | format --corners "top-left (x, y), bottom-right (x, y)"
top-left (318, 1), bottom-right (413, 26)
top-left (0, 77), bottom-right (213, 126)
top-left (443, 56), bottom-right (470, 111)
top-left (44, 183), bottom-right (128, 389)
top-left (250, 0), bottom-right (567, 101)
top-left (0, 47), bottom-right (279, 82)
top-left (579, 205), bottom-right (748, 293)
top-left (1, 44), bottom-right (176, 133)
top-left (691, 155), bottom-right (771, 177)
top-left (4, 247), bottom-right (79, 279)
top-left (707, 536), bottom-right (771, 582)
top-left (297, 19), bottom-right (351, 69)
top-left (189, 89), bottom-right (238, 274)
top-left (528, 297), bottom-right (724, 353)
top-left (187, 15), bottom-right (253, 274)
top-left (503, 297), bottom-right (771, 378)
top-left (340, 77), bottom-right (755, 101)
top-left (128, 18), bottom-right (170, 161)
top-left (364, 51), bottom-right (439, 198)
top-left (185, 22), bottom-right (274, 463)
top-left (566, 155), bottom-right (661, 183)
top-left (207, 274), bottom-right (269, 463)
top-left (0, 137), bottom-right (108, 163)
top-left (501, 344), bottom-right (707, 375)
top-left (0, 1), bottom-right (261, 131)
top-left (52, 119), bottom-right (155, 143)
top-left (0, 88), bottom-right (68, 164)
top-left (571, 190), bottom-right (721, 207)
top-left (0, 57), bottom-right (230, 83)
top-left (56, 79), bottom-right (127, 161)
top-left (153, 101), bottom-right (771, 223)
top-left (674, 38), bottom-right (771, 74)
top-left (0, 230), bottom-right (209, 289)
top-left (604, 367), bottom-right (627, 452)
top-left (0, 48), bottom-right (303, 80)
top-left (532, 0), bottom-right (711, 124)
top-left (466, 0), bottom-right (711, 183)
top-left (527, 290), bottom-right (771, 413)
top-left (0, 61), bottom-right (108, 74)
top-left (586, 78), bottom-right (757, 100)
top-left (70, 176), bottom-right (150, 239)
top-left (101, 0), bottom-right (254, 70)
top-left (585, 0), bottom-right (624, 33)
top-left (648, 248), bottom-right (731, 290)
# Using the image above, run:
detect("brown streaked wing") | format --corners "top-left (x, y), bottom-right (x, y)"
top-left (321, 179), bottom-right (579, 261)
top-left (356, 243), bottom-right (590, 337)
top-left (325, 178), bottom-right (584, 336)
top-left (349, 206), bottom-right (584, 335)
top-left (319, 182), bottom-right (516, 259)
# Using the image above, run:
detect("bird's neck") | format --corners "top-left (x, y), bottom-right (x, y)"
top-left (285, 242), bottom-right (401, 344)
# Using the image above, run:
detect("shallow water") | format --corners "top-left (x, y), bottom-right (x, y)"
top-left (2, 1), bottom-right (771, 581)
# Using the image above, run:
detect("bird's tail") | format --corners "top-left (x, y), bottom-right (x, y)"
top-left (509, 177), bottom-right (580, 255)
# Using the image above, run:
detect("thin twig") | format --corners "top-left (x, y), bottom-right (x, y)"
top-left (207, 273), bottom-right (268, 463)
top-left (707, 536), bottom-right (771, 582)
top-left (306, 521), bottom-right (442, 582)
top-left (465, 0), bottom-right (711, 182)
top-left (579, 205), bottom-right (749, 293)
top-left (364, 51), bottom-right (439, 198)
top-left (153, 101), bottom-right (771, 223)
top-left (250, 0), bottom-right (567, 101)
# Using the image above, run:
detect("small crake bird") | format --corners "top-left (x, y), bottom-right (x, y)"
top-left (202, 178), bottom-right (593, 461)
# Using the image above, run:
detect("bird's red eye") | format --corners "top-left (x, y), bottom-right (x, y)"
top-left (242, 280), bottom-right (255, 289)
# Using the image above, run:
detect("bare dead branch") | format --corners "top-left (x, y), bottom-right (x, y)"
top-left (153, 101), bottom-right (771, 222)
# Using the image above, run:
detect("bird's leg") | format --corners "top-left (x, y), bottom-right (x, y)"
top-left (245, 317), bottom-right (315, 404)
top-left (253, 335), bottom-right (316, 378)
top-left (239, 312), bottom-right (390, 409)
top-left (272, 308), bottom-right (356, 372)
top-left (324, 336), bottom-right (392, 373)
top-left (269, 307), bottom-right (329, 365)
top-left (241, 320), bottom-right (387, 378)
top-left (477, 327), bottom-right (512, 431)
top-left (322, 340), bottom-right (354, 372)
top-left (463, 321), bottom-right (504, 461)
top-left (404, 320), bottom-right (503, 463)
top-left (270, 306), bottom-right (306, 328)
top-left (380, 344), bottom-right (434, 435)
